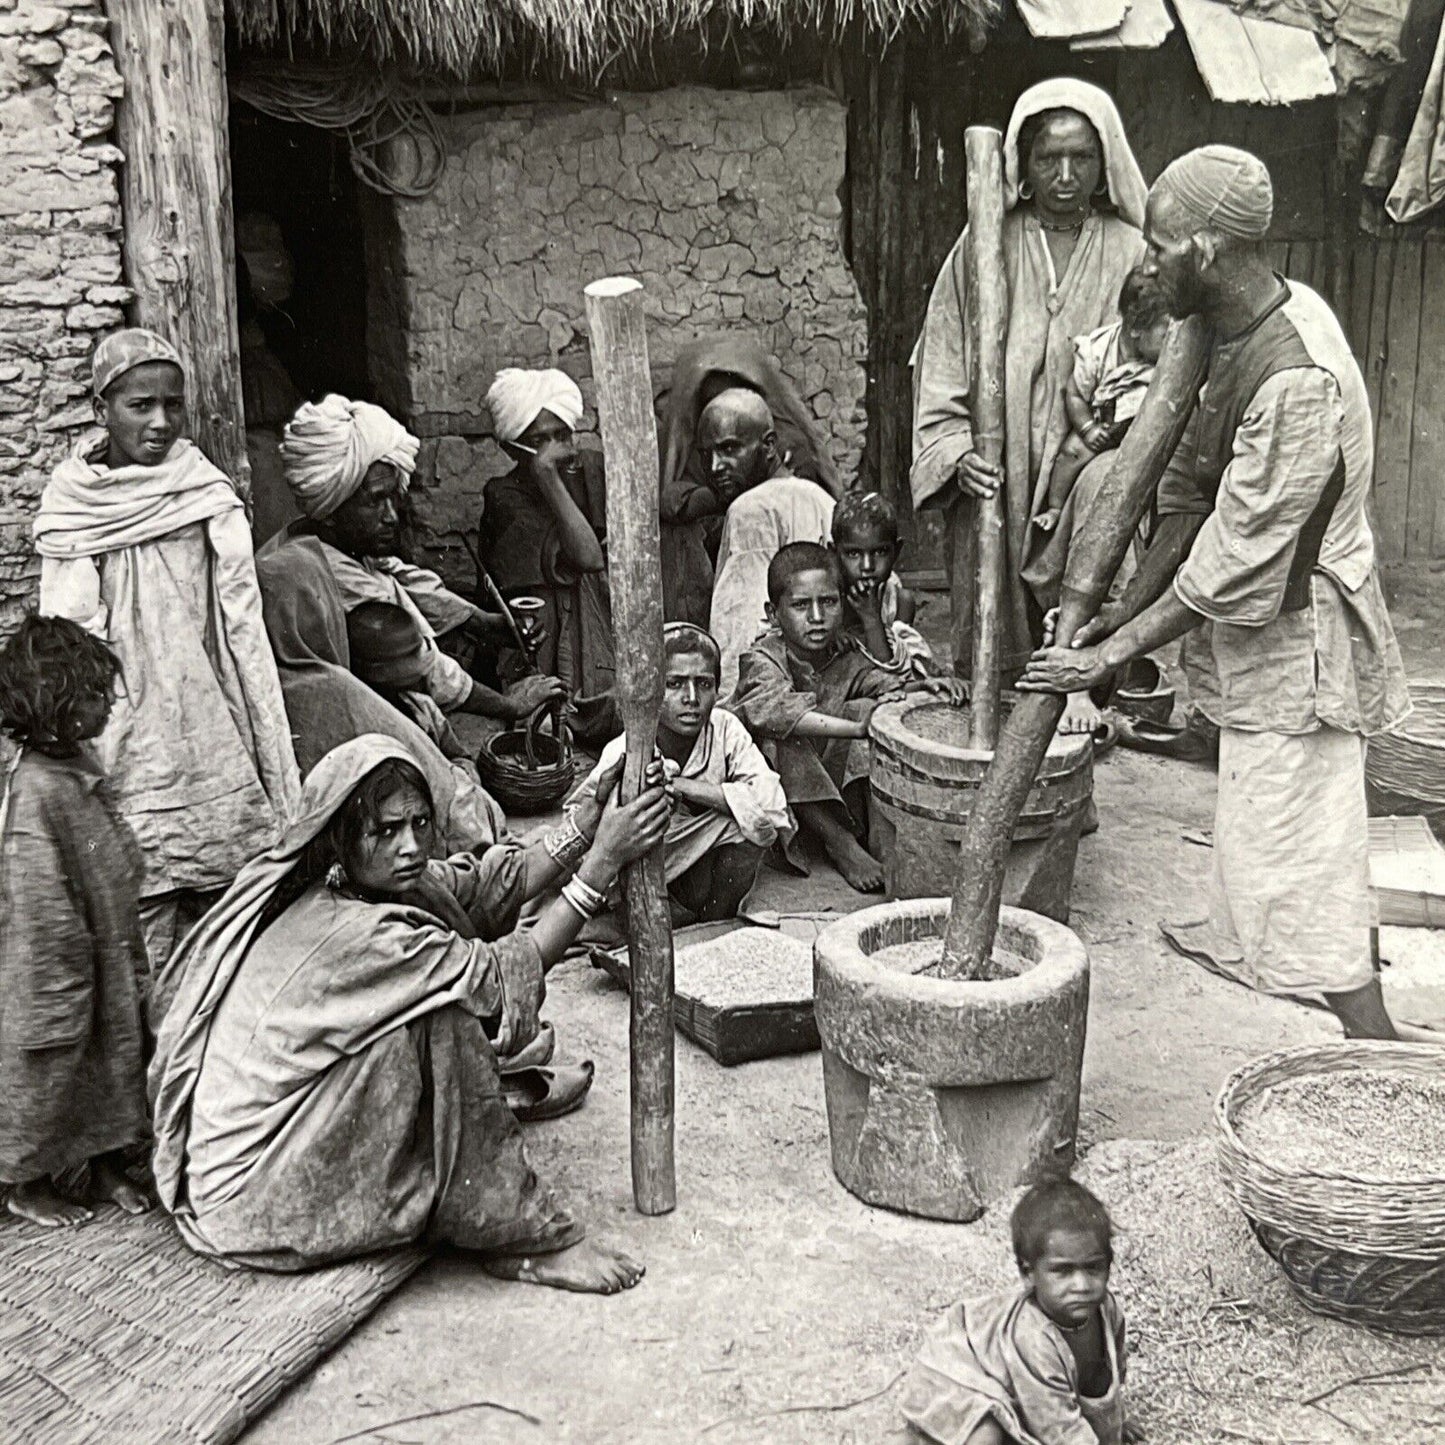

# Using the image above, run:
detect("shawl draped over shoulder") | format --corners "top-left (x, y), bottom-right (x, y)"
top-left (910, 79), bottom-right (1147, 676)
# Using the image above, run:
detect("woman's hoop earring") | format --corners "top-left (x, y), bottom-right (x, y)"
top-left (1018, 180), bottom-right (1034, 202)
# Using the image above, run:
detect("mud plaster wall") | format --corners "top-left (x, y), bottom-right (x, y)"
top-left (366, 85), bottom-right (867, 579)
top-left (0, 0), bottom-right (126, 637)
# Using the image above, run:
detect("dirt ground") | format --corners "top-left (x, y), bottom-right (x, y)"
top-left (249, 569), bottom-right (1445, 1445)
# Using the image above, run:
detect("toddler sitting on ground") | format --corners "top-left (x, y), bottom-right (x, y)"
top-left (831, 490), bottom-right (937, 681)
top-left (570, 623), bottom-right (790, 926)
top-left (902, 1180), bottom-right (1138, 1445)
top-left (730, 543), bottom-right (959, 894)
top-left (1037, 269), bottom-right (1170, 535)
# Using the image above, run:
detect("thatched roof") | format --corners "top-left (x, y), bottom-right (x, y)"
top-left (228, 0), bottom-right (1001, 78)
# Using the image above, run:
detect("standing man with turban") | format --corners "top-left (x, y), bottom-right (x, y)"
top-left (271, 394), bottom-right (564, 727)
top-left (1021, 146), bottom-right (1412, 1040)
top-left (481, 369), bottom-right (618, 745)
top-left (34, 328), bottom-right (300, 975)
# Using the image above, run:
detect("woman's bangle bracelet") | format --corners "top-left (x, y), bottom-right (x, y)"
top-left (543, 815), bottom-right (588, 870)
top-left (561, 876), bottom-right (606, 919)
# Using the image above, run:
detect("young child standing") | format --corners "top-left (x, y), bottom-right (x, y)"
top-left (731, 543), bottom-right (958, 894)
top-left (0, 616), bottom-right (152, 1227)
top-left (902, 1181), bottom-right (1137, 1445)
top-left (831, 491), bottom-right (937, 681)
top-left (571, 624), bottom-right (789, 925)
top-left (1037, 269), bottom-right (1171, 534)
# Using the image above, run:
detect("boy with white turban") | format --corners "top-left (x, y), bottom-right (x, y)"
top-left (1021, 146), bottom-right (1412, 1041)
top-left (269, 394), bottom-right (564, 727)
top-left (35, 328), bottom-right (300, 973)
top-left (480, 368), bottom-right (619, 745)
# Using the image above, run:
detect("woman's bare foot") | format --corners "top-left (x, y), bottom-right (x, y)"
top-left (483, 1240), bottom-right (645, 1295)
top-left (90, 1156), bottom-right (153, 1215)
top-left (6, 1178), bottom-right (92, 1228)
top-left (1058, 691), bottom-right (1102, 736)
top-left (824, 833), bottom-right (885, 893)
top-left (1033, 508), bottom-right (1061, 533)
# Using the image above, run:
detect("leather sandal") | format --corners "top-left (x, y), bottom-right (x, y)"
top-left (503, 1061), bottom-right (596, 1123)
top-left (498, 1021), bottom-right (555, 1075)
top-left (1114, 715), bottom-right (1217, 764)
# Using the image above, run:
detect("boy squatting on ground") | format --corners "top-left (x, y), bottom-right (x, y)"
top-left (1036, 268), bottom-right (1170, 535)
top-left (832, 489), bottom-right (939, 680)
top-left (0, 617), bottom-right (155, 1228)
top-left (569, 623), bottom-right (791, 926)
top-left (730, 542), bottom-right (964, 895)
top-left (902, 1180), bottom-right (1139, 1445)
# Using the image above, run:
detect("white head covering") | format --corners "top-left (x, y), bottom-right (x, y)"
top-left (1003, 78), bottom-right (1147, 230)
top-left (1151, 145), bottom-right (1274, 241)
top-left (486, 368), bottom-right (585, 444)
top-left (281, 394), bottom-right (420, 520)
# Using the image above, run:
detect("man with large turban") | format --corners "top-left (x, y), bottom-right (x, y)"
top-left (267, 394), bottom-right (564, 728)
top-left (1021, 145), bottom-right (1412, 1041)
top-left (35, 328), bottom-right (300, 974)
top-left (479, 368), bottom-right (618, 746)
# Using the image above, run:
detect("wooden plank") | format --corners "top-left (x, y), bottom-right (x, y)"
top-left (1413, 239), bottom-right (1445, 558)
top-left (110, 0), bottom-right (250, 498)
top-left (875, 43), bottom-right (908, 527)
top-left (845, 35), bottom-right (882, 493)
top-left (1348, 237), bottom-right (1376, 365)
top-left (1374, 238), bottom-right (1422, 562)
top-left (1364, 238), bottom-right (1394, 431)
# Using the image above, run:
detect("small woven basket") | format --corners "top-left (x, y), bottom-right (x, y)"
top-left (475, 702), bottom-right (577, 816)
top-left (1215, 1041), bottom-right (1445, 1335)
top-left (1367, 682), bottom-right (1445, 841)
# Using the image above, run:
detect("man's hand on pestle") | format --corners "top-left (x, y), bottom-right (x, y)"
top-left (1018, 642), bottom-right (1110, 697)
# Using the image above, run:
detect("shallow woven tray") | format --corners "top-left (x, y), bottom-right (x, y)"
top-left (590, 914), bottom-right (835, 1065)
top-left (1215, 1041), bottom-right (1445, 1334)
top-left (0, 1208), bottom-right (423, 1443)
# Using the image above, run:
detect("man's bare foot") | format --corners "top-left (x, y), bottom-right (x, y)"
top-left (90, 1156), bottom-right (153, 1215)
top-left (824, 833), bottom-right (885, 893)
top-left (1058, 691), bottom-right (1102, 735)
top-left (483, 1240), bottom-right (645, 1295)
top-left (6, 1178), bottom-right (92, 1228)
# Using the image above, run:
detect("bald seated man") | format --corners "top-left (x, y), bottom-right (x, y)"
top-left (702, 388), bottom-right (836, 693)
top-left (1021, 145), bottom-right (1412, 1041)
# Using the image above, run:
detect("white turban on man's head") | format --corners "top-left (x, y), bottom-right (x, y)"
top-left (486, 368), bottom-right (585, 444)
top-left (1151, 145), bottom-right (1273, 242)
top-left (281, 394), bottom-right (420, 520)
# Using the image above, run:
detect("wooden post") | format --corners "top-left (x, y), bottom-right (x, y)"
top-left (584, 277), bottom-right (676, 1216)
top-left (938, 317), bottom-right (1212, 978)
top-left (964, 127), bottom-right (1008, 750)
top-left (109, 0), bottom-right (250, 500)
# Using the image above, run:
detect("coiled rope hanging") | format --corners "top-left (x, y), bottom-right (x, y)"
top-left (230, 60), bottom-right (446, 200)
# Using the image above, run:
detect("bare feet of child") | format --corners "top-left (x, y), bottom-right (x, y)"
top-left (826, 833), bottom-right (885, 893)
top-left (6, 1178), bottom-right (92, 1228)
top-left (1033, 509), bottom-right (1061, 533)
top-left (91, 1154), bottom-right (153, 1215)
top-left (484, 1240), bottom-right (645, 1295)
top-left (1057, 691), bottom-right (1102, 736)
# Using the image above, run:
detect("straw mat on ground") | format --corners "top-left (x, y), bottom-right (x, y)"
top-left (0, 1208), bottom-right (423, 1443)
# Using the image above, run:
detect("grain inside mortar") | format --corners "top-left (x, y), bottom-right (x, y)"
top-left (1234, 1067), bottom-right (1445, 1177)
top-left (869, 937), bottom-right (1034, 982)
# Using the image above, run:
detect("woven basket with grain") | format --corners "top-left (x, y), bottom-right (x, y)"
top-left (475, 702), bottom-right (577, 815)
top-left (1215, 1041), bottom-right (1445, 1335)
top-left (1367, 682), bottom-right (1445, 840)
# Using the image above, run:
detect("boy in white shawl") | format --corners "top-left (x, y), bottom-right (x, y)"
top-left (34, 328), bottom-right (300, 972)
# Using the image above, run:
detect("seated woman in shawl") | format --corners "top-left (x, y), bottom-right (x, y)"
top-left (256, 538), bottom-right (506, 855)
top-left (148, 735), bottom-right (670, 1291)
top-left (911, 79), bottom-right (1147, 737)
top-left (479, 368), bottom-right (618, 747)
top-left (271, 395), bottom-right (565, 728)
top-left (657, 334), bottom-right (846, 626)
top-left (34, 328), bottom-right (300, 976)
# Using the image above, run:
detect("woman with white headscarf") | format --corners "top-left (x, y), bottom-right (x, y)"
top-left (911, 79), bottom-right (1147, 734)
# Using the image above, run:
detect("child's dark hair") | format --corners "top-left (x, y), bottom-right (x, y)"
top-left (1011, 1179), bottom-right (1114, 1268)
top-left (1118, 267), bottom-right (1169, 333)
top-left (0, 614), bottom-right (121, 755)
top-left (664, 622), bottom-right (721, 683)
top-left (831, 490), bottom-right (900, 547)
top-left (766, 541), bottom-right (840, 605)
top-left (346, 601), bottom-right (423, 660)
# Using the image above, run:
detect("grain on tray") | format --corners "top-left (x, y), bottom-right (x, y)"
top-left (1234, 1068), bottom-right (1445, 1178)
top-left (674, 928), bottom-right (814, 1008)
top-left (870, 937), bottom-right (1033, 983)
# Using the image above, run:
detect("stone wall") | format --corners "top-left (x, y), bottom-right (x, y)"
top-left (366, 85), bottom-right (867, 575)
top-left (0, 0), bottom-right (125, 636)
